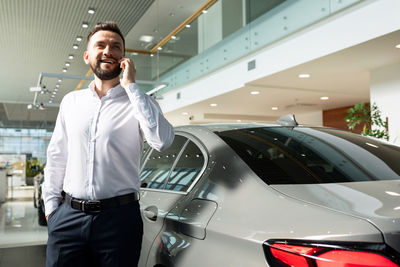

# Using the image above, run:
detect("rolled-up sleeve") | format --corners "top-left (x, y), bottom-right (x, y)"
top-left (43, 98), bottom-right (68, 216)
top-left (125, 83), bottom-right (174, 151)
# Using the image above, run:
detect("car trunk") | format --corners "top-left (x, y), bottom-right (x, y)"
top-left (271, 180), bottom-right (400, 253)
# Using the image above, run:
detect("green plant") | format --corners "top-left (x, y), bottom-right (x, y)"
top-left (26, 158), bottom-right (43, 177)
top-left (345, 102), bottom-right (389, 140)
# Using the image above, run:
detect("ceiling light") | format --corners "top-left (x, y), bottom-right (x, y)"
top-left (396, 44), bottom-right (400, 49)
top-left (76, 36), bottom-right (83, 42)
top-left (55, 84), bottom-right (60, 88)
top-left (54, 88), bottom-right (58, 91)
top-left (202, 10), bottom-right (208, 14)
top-left (271, 107), bottom-right (278, 110)
top-left (65, 62), bottom-right (70, 67)
top-left (153, 29), bottom-right (159, 33)
top-left (299, 73), bottom-right (310, 78)
top-left (73, 44), bottom-right (79, 49)
top-left (182, 112), bottom-right (188, 116)
top-left (88, 8), bottom-right (95, 14)
top-left (157, 47), bottom-right (162, 51)
top-left (27, 104), bottom-right (33, 110)
top-left (185, 24), bottom-right (191, 28)
top-left (49, 100), bottom-right (53, 104)
top-left (68, 55), bottom-right (74, 60)
top-left (320, 96), bottom-right (329, 100)
top-left (132, 52), bottom-right (138, 56)
top-left (82, 22), bottom-right (89, 28)
top-left (251, 91), bottom-right (260, 95)
top-left (139, 35), bottom-right (154, 43)
top-left (385, 191), bottom-right (400, 196)
top-left (150, 54), bottom-right (154, 57)
top-left (171, 35), bottom-right (177, 40)
top-left (237, 120), bottom-right (242, 122)
top-left (210, 103), bottom-right (217, 107)
top-left (169, 12), bottom-right (175, 17)
top-left (62, 68), bottom-right (67, 73)
top-left (58, 79), bottom-right (62, 82)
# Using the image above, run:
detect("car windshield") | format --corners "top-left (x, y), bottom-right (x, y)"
top-left (216, 127), bottom-right (400, 184)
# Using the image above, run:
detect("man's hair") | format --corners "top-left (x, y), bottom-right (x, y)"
top-left (87, 21), bottom-right (125, 49)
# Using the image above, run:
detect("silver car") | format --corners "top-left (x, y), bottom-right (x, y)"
top-left (138, 116), bottom-right (400, 267)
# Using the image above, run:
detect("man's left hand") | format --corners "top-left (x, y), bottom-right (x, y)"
top-left (120, 58), bottom-right (136, 89)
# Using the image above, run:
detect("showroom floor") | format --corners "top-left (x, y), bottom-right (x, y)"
top-left (0, 187), bottom-right (47, 266)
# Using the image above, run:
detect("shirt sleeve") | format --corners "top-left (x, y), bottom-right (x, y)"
top-left (125, 83), bottom-right (174, 152)
top-left (42, 97), bottom-right (68, 216)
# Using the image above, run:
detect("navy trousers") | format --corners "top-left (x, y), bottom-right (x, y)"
top-left (46, 200), bottom-right (143, 267)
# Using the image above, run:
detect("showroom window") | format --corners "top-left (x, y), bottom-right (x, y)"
top-left (165, 140), bottom-right (205, 192)
top-left (140, 135), bottom-right (187, 189)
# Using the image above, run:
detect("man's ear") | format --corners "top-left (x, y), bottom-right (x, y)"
top-left (83, 51), bottom-right (89, 65)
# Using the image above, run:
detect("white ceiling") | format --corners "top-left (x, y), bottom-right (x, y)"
top-left (0, 0), bottom-right (206, 129)
top-left (165, 29), bottom-right (400, 126)
top-left (0, 0), bottom-right (399, 130)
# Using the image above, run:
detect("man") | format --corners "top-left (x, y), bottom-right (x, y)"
top-left (43, 21), bottom-right (174, 267)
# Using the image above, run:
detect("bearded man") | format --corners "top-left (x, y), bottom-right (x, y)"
top-left (43, 21), bottom-right (174, 267)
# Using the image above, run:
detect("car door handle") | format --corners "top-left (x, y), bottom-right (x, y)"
top-left (144, 206), bottom-right (158, 221)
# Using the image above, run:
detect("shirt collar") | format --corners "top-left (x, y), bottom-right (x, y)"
top-left (89, 81), bottom-right (125, 99)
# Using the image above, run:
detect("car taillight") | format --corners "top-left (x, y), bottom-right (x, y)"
top-left (264, 241), bottom-right (399, 267)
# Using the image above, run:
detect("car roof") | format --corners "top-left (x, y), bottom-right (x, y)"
top-left (175, 123), bottom-right (281, 133)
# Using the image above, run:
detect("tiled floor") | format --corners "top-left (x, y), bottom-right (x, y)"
top-left (0, 186), bottom-right (47, 266)
top-left (0, 187), bottom-right (48, 248)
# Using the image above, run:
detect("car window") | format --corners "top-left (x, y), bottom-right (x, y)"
top-left (165, 140), bottom-right (205, 192)
top-left (217, 127), bottom-right (400, 184)
top-left (140, 135), bottom-right (187, 189)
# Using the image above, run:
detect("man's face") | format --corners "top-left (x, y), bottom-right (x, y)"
top-left (84, 30), bottom-right (124, 80)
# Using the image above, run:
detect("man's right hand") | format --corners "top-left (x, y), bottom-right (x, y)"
top-left (46, 215), bottom-right (49, 222)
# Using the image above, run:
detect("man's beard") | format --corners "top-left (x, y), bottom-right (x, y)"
top-left (90, 57), bottom-right (122, 80)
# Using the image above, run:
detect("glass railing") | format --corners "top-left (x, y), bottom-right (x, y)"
top-left (126, 0), bottom-right (363, 95)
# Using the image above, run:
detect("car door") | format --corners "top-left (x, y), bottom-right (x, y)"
top-left (138, 135), bottom-right (189, 267)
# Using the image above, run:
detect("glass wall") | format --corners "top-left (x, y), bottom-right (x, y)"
top-left (125, 0), bottom-right (362, 94)
top-left (0, 128), bottom-right (52, 164)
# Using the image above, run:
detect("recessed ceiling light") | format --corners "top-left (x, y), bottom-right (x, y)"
top-left (82, 22), bottom-right (89, 28)
top-left (171, 35), bottom-right (177, 40)
top-left (49, 100), bottom-right (53, 103)
top-left (396, 44), bottom-right (400, 49)
top-left (271, 107), bottom-right (278, 110)
top-left (139, 35), bottom-right (154, 43)
top-left (55, 84), bottom-right (60, 88)
top-left (202, 10), bottom-right (208, 14)
top-left (320, 96), bottom-right (329, 100)
top-left (132, 52), bottom-right (138, 56)
top-left (250, 91), bottom-right (260, 95)
top-left (298, 73), bottom-right (310, 78)
top-left (73, 44), bottom-right (79, 49)
top-left (68, 55), bottom-right (74, 60)
top-left (157, 47), bottom-right (162, 51)
top-left (65, 62), bottom-right (70, 67)
top-left (236, 120), bottom-right (242, 122)
top-left (62, 68), bottom-right (67, 73)
top-left (210, 103), bottom-right (217, 107)
top-left (54, 88), bottom-right (58, 92)
top-left (185, 24), bottom-right (191, 28)
top-left (88, 8), bottom-right (95, 14)
top-left (170, 13), bottom-right (175, 17)
top-left (150, 54), bottom-right (154, 57)
top-left (76, 36), bottom-right (83, 42)
top-left (182, 112), bottom-right (188, 116)
top-left (58, 79), bottom-right (62, 83)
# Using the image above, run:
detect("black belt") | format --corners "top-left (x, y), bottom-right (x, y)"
top-left (64, 191), bottom-right (140, 213)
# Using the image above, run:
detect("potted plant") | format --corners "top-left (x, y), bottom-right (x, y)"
top-left (344, 102), bottom-right (389, 140)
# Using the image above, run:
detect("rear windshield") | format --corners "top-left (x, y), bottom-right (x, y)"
top-left (217, 127), bottom-right (400, 184)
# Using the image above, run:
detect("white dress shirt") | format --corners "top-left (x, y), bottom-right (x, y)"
top-left (43, 82), bottom-right (174, 216)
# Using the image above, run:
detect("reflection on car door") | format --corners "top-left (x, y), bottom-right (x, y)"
top-left (138, 135), bottom-right (189, 267)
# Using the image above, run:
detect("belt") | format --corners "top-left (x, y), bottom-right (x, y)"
top-left (64, 191), bottom-right (140, 213)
